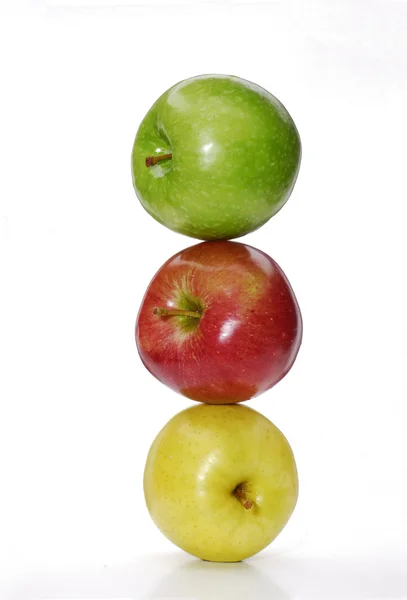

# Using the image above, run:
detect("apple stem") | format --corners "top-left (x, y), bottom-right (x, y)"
top-left (153, 307), bottom-right (201, 319)
top-left (235, 486), bottom-right (254, 510)
top-left (145, 153), bottom-right (173, 167)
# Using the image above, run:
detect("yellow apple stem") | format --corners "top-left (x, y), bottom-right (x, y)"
top-left (145, 153), bottom-right (173, 167)
top-left (235, 486), bottom-right (254, 510)
top-left (153, 307), bottom-right (201, 319)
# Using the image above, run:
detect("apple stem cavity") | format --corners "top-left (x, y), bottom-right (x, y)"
top-left (145, 153), bottom-right (173, 168)
top-left (234, 485), bottom-right (254, 510)
top-left (153, 307), bottom-right (202, 319)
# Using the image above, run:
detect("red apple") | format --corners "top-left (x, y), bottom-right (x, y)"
top-left (136, 241), bottom-right (302, 404)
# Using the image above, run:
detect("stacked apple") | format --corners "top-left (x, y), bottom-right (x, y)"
top-left (131, 75), bottom-right (302, 562)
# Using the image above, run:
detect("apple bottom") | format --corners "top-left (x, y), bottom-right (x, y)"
top-left (143, 404), bottom-right (298, 562)
top-left (180, 381), bottom-right (259, 404)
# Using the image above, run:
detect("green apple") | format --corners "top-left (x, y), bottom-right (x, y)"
top-left (143, 404), bottom-right (298, 562)
top-left (131, 74), bottom-right (301, 240)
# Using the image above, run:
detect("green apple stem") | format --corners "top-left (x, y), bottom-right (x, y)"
top-left (145, 153), bottom-right (173, 167)
top-left (235, 486), bottom-right (254, 510)
top-left (153, 307), bottom-right (201, 319)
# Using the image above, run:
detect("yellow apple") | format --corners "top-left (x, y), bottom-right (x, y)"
top-left (143, 404), bottom-right (298, 562)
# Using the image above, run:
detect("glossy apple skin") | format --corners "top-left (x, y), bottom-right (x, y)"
top-left (136, 241), bottom-right (302, 404)
top-left (132, 74), bottom-right (301, 240)
top-left (144, 404), bottom-right (298, 562)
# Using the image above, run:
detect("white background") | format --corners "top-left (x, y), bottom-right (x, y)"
top-left (1, 0), bottom-right (407, 598)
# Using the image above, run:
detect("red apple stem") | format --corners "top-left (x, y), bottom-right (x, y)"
top-left (145, 153), bottom-right (173, 167)
top-left (235, 486), bottom-right (254, 510)
top-left (153, 307), bottom-right (201, 319)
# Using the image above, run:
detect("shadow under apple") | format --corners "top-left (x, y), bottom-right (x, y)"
top-left (149, 557), bottom-right (291, 600)
top-left (3, 553), bottom-right (290, 600)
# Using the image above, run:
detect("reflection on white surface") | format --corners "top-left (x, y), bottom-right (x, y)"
top-left (0, 553), bottom-right (287, 600)
top-left (150, 558), bottom-right (288, 600)
top-left (2, 552), bottom-right (407, 600)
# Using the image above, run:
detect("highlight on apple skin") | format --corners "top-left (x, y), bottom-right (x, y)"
top-left (131, 74), bottom-right (301, 241)
top-left (136, 240), bottom-right (302, 404)
top-left (143, 403), bottom-right (298, 563)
